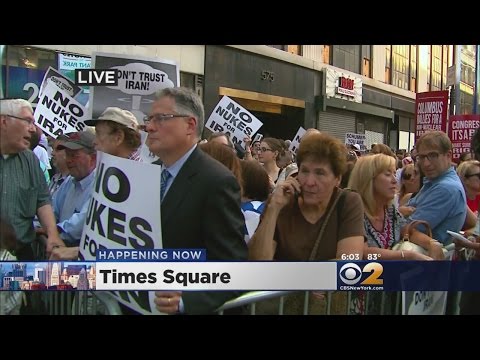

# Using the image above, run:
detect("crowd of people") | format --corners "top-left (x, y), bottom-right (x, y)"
top-left (1, 88), bottom-right (480, 315)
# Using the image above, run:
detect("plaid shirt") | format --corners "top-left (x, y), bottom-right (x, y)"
top-left (128, 148), bottom-right (142, 162)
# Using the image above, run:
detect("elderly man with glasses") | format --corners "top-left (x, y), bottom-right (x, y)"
top-left (0, 99), bottom-right (64, 260)
top-left (407, 130), bottom-right (467, 245)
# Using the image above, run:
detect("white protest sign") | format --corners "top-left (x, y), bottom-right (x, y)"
top-left (34, 81), bottom-right (89, 138)
top-left (58, 53), bottom-right (91, 71)
top-left (40, 67), bottom-right (82, 98)
top-left (108, 62), bottom-right (175, 95)
top-left (289, 127), bottom-right (306, 154)
top-left (401, 251), bottom-right (453, 315)
top-left (345, 132), bottom-right (367, 151)
top-left (79, 151), bottom-right (163, 315)
top-left (138, 130), bottom-right (159, 163)
top-left (402, 291), bottom-right (449, 315)
top-left (91, 53), bottom-right (179, 123)
top-left (205, 96), bottom-right (263, 150)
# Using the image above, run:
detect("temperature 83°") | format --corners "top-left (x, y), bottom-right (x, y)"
top-left (367, 253), bottom-right (381, 261)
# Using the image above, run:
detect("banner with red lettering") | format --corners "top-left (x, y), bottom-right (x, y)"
top-left (415, 91), bottom-right (449, 142)
top-left (448, 115), bottom-right (480, 162)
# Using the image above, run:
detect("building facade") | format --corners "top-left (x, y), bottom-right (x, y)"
top-left (1, 44), bottom-right (477, 151)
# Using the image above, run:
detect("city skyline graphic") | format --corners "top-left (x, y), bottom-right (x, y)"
top-left (0, 262), bottom-right (96, 290)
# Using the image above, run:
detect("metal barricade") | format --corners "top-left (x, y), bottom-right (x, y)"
top-left (216, 290), bottom-right (403, 315)
top-left (42, 291), bottom-right (122, 315)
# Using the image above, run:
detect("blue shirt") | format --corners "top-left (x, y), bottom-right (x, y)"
top-left (161, 144), bottom-right (197, 199)
top-left (241, 201), bottom-right (266, 243)
top-left (408, 167), bottom-right (466, 244)
top-left (53, 171), bottom-right (96, 245)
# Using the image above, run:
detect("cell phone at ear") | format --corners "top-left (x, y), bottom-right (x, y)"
top-left (294, 189), bottom-right (301, 199)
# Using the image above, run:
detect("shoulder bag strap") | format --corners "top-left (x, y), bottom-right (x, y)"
top-left (308, 188), bottom-right (345, 261)
top-left (403, 219), bottom-right (432, 241)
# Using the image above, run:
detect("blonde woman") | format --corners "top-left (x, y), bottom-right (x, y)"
top-left (348, 154), bottom-right (440, 260)
top-left (457, 160), bottom-right (480, 215)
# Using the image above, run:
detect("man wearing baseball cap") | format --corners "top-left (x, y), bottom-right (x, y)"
top-left (84, 107), bottom-right (142, 161)
top-left (49, 130), bottom-right (97, 246)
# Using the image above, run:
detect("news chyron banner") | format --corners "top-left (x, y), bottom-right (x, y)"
top-left (415, 90), bottom-right (449, 142)
top-left (205, 96), bottom-right (263, 150)
top-left (79, 151), bottom-right (163, 314)
top-left (90, 52), bottom-right (179, 163)
top-left (33, 81), bottom-right (89, 138)
top-left (448, 114), bottom-right (480, 162)
top-left (95, 259), bottom-right (337, 291)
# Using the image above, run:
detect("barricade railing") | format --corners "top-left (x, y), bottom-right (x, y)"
top-left (42, 291), bottom-right (122, 315)
top-left (216, 290), bottom-right (404, 315)
top-left (38, 288), bottom-right (466, 315)
top-left (33, 234), bottom-right (48, 261)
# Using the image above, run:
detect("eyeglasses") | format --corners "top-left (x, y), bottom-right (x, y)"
top-left (3, 114), bottom-right (35, 126)
top-left (259, 147), bottom-right (273, 153)
top-left (143, 113), bottom-right (190, 125)
top-left (415, 152), bottom-right (442, 162)
top-left (465, 173), bottom-right (480, 179)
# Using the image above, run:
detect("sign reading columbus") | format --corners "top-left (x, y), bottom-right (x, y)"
top-left (415, 90), bottom-right (449, 141)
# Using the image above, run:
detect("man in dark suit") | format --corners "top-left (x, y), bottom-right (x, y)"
top-left (145, 87), bottom-right (248, 314)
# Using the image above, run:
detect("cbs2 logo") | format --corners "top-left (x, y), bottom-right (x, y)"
top-left (339, 263), bottom-right (383, 285)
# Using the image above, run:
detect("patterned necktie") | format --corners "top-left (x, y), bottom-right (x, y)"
top-left (160, 169), bottom-right (171, 202)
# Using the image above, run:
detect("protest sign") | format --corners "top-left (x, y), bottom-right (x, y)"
top-left (34, 81), bottom-right (88, 138)
top-left (90, 52), bottom-right (179, 124)
top-left (205, 96), bottom-right (263, 150)
top-left (79, 152), bottom-right (163, 314)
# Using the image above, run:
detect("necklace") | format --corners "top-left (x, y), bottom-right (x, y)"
top-left (367, 207), bottom-right (394, 249)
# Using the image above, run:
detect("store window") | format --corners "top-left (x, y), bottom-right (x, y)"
top-left (323, 45), bottom-right (331, 64)
top-left (362, 45), bottom-right (371, 78)
top-left (391, 45), bottom-right (409, 90)
top-left (5, 46), bottom-right (56, 109)
top-left (430, 45), bottom-right (442, 91)
top-left (399, 116), bottom-right (415, 151)
top-left (385, 45), bottom-right (391, 84)
top-left (332, 45), bottom-right (360, 74)
top-left (286, 45), bottom-right (300, 55)
top-left (427, 46), bottom-right (431, 89)
top-left (442, 45), bottom-right (448, 90)
top-left (410, 45), bottom-right (417, 92)
top-left (0, 45), bottom-right (6, 98)
top-left (457, 45), bottom-right (476, 114)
